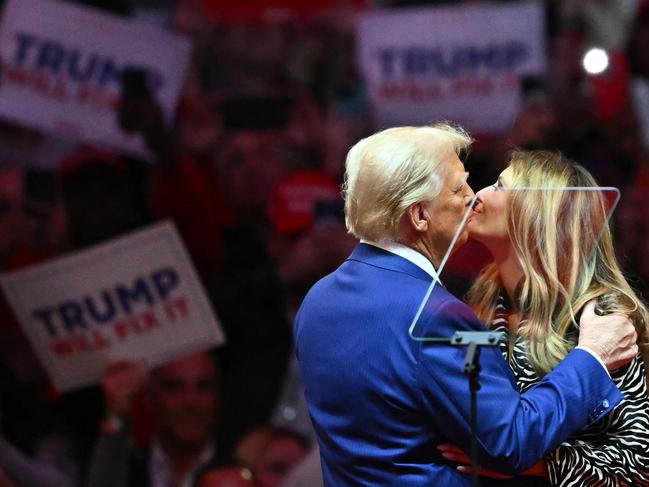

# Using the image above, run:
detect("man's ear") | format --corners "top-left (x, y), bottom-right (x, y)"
top-left (406, 203), bottom-right (429, 233)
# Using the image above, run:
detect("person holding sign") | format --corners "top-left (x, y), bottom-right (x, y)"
top-left (439, 151), bottom-right (649, 485)
top-left (294, 124), bottom-right (638, 486)
top-left (85, 351), bottom-right (220, 487)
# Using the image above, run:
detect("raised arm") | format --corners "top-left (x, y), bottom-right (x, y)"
top-left (84, 361), bottom-right (146, 487)
top-left (416, 298), bottom-right (635, 475)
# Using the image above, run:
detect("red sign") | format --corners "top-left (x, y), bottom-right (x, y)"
top-left (201, 0), bottom-right (366, 21)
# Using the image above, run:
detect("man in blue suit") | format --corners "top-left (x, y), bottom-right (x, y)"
top-left (294, 123), bottom-right (638, 486)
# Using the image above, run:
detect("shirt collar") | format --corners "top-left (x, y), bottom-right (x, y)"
top-left (150, 437), bottom-right (215, 487)
top-left (361, 239), bottom-right (442, 284)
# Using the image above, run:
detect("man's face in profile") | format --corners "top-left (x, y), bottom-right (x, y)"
top-left (422, 152), bottom-right (475, 259)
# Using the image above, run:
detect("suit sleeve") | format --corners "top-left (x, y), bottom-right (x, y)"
top-left (414, 298), bottom-right (623, 475)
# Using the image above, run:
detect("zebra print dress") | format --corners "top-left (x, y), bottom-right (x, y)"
top-left (491, 299), bottom-right (649, 487)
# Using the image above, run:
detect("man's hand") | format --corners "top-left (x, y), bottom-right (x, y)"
top-left (437, 444), bottom-right (547, 478)
top-left (117, 97), bottom-right (174, 166)
top-left (101, 360), bottom-right (147, 417)
top-left (578, 299), bottom-right (638, 371)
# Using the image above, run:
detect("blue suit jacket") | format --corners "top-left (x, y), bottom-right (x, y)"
top-left (295, 243), bottom-right (622, 486)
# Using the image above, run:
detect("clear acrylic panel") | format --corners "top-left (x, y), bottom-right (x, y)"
top-left (408, 185), bottom-right (621, 342)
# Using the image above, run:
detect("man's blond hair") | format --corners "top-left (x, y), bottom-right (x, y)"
top-left (342, 123), bottom-right (473, 242)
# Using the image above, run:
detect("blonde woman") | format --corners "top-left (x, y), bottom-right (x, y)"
top-left (444, 151), bottom-right (649, 486)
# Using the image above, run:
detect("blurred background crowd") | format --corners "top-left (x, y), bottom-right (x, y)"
top-left (0, 0), bottom-right (648, 486)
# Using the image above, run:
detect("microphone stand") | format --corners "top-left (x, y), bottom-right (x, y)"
top-left (429, 331), bottom-right (505, 487)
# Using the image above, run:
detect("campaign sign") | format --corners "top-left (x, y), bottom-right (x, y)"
top-left (0, 0), bottom-right (191, 159)
top-left (357, 2), bottom-right (546, 133)
top-left (0, 221), bottom-right (225, 392)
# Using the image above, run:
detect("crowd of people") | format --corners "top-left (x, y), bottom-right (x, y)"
top-left (0, 0), bottom-right (648, 486)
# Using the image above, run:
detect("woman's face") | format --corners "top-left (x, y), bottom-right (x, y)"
top-left (468, 166), bottom-right (513, 248)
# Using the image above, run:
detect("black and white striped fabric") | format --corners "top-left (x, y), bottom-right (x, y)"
top-left (491, 298), bottom-right (649, 486)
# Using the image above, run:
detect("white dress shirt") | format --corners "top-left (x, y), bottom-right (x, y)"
top-left (361, 240), bottom-right (442, 283)
top-left (149, 437), bottom-right (214, 487)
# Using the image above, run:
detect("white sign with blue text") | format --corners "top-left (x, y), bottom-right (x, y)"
top-left (0, 221), bottom-right (225, 392)
top-left (0, 0), bottom-right (191, 159)
top-left (357, 2), bottom-right (546, 133)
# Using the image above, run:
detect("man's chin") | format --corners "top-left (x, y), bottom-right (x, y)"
top-left (174, 435), bottom-right (210, 449)
top-left (169, 428), bottom-right (212, 448)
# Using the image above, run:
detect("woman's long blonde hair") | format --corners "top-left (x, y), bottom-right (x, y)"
top-left (466, 150), bottom-right (649, 377)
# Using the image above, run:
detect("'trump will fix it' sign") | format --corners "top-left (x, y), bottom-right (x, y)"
top-left (357, 2), bottom-right (546, 133)
top-left (0, 221), bottom-right (225, 392)
top-left (0, 0), bottom-right (191, 159)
